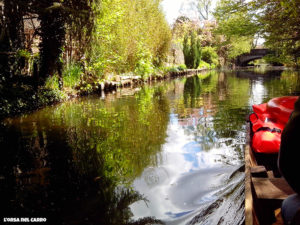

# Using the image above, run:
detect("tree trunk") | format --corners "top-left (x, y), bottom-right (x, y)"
top-left (38, 7), bottom-right (65, 86)
top-left (2, 0), bottom-right (25, 79)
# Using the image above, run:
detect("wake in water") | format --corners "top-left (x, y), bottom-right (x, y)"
top-left (131, 165), bottom-right (245, 225)
top-left (166, 165), bottom-right (245, 225)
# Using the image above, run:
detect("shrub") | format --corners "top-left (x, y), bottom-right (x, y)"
top-left (134, 46), bottom-right (154, 80)
top-left (201, 46), bottom-right (219, 66)
top-left (63, 63), bottom-right (83, 88)
top-left (178, 64), bottom-right (187, 71)
top-left (45, 75), bottom-right (60, 90)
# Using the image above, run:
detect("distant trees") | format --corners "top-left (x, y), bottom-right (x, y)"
top-left (179, 0), bottom-right (213, 21)
top-left (195, 0), bottom-right (213, 20)
top-left (257, 0), bottom-right (300, 66)
top-left (214, 0), bottom-right (300, 66)
top-left (213, 0), bottom-right (257, 65)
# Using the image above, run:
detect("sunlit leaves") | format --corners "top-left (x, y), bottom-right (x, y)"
top-left (256, 0), bottom-right (300, 65)
top-left (213, 0), bottom-right (258, 63)
top-left (214, 0), bottom-right (300, 65)
top-left (88, 0), bottom-right (171, 76)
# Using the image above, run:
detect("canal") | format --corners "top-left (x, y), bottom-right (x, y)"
top-left (1, 69), bottom-right (300, 225)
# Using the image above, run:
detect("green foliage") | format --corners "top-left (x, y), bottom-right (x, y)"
top-left (201, 46), bottom-right (218, 66)
top-left (1, 0), bottom-right (95, 86)
top-left (88, 0), bottom-right (171, 76)
top-left (183, 32), bottom-right (202, 69)
top-left (214, 0), bottom-right (300, 66)
top-left (178, 64), bottom-right (187, 71)
top-left (45, 75), bottom-right (60, 90)
top-left (256, 0), bottom-right (300, 66)
top-left (190, 33), bottom-right (199, 68)
top-left (214, 2), bottom-right (258, 39)
top-left (43, 85), bottom-right (170, 183)
top-left (63, 63), bottom-right (83, 88)
top-left (183, 35), bottom-right (191, 68)
top-left (214, 0), bottom-right (257, 64)
top-left (195, 39), bottom-right (202, 67)
top-left (199, 60), bottom-right (214, 69)
top-left (183, 76), bottom-right (201, 108)
top-left (16, 49), bottom-right (31, 59)
top-left (227, 36), bottom-right (252, 60)
top-left (165, 64), bottom-right (187, 73)
top-left (134, 45), bottom-right (154, 80)
top-left (263, 54), bottom-right (287, 66)
top-left (37, 88), bottom-right (67, 105)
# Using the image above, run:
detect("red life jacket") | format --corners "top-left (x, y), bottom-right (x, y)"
top-left (249, 96), bottom-right (299, 154)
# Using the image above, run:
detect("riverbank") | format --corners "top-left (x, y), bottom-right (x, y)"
top-left (0, 68), bottom-right (206, 121)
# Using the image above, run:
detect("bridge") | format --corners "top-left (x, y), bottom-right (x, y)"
top-left (236, 49), bottom-right (269, 66)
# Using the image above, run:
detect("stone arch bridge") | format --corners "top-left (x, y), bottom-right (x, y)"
top-left (236, 49), bottom-right (270, 66)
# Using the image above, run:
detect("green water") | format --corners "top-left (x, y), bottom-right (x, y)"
top-left (1, 69), bottom-right (300, 225)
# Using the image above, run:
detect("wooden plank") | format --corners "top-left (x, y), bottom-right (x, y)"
top-left (245, 147), bottom-right (254, 225)
top-left (267, 171), bottom-right (275, 178)
top-left (251, 166), bottom-right (268, 178)
top-left (245, 123), bottom-right (260, 225)
top-left (252, 177), bottom-right (295, 200)
top-left (251, 166), bottom-right (267, 174)
top-left (246, 125), bottom-right (258, 167)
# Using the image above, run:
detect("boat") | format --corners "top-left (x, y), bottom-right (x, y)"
top-left (245, 96), bottom-right (299, 225)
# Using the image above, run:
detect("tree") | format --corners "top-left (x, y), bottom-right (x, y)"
top-left (179, 0), bottom-right (213, 21)
top-left (213, 0), bottom-right (257, 64)
top-left (255, 0), bottom-right (300, 66)
top-left (0, 0), bottom-right (95, 86)
top-left (87, 0), bottom-right (171, 76)
top-left (195, 39), bottom-right (202, 67)
top-left (214, 0), bottom-right (300, 66)
top-left (1, 0), bottom-right (25, 80)
top-left (195, 0), bottom-right (212, 20)
top-left (183, 32), bottom-right (202, 69)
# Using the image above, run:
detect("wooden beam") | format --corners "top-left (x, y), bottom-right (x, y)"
top-left (252, 177), bottom-right (295, 200)
top-left (245, 144), bottom-right (254, 225)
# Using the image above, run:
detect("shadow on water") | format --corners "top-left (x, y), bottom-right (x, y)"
top-left (1, 69), bottom-right (300, 225)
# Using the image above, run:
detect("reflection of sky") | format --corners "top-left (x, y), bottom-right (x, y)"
top-left (130, 112), bottom-right (242, 223)
top-left (249, 79), bottom-right (266, 105)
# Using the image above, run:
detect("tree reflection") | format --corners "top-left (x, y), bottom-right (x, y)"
top-left (183, 76), bottom-right (201, 108)
top-left (0, 86), bottom-right (169, 224)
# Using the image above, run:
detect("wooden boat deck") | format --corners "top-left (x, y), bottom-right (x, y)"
top-left (245, 123), bottom-right (295, 225)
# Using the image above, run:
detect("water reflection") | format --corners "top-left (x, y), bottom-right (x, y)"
top-left (1, 87), bottom-right (170, 225)
top-left (1, 69), bottom-right (300, 225)
top-left (130, 69), bottom-right (300, 225)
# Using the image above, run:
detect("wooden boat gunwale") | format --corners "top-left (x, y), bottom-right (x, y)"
top-left (245, 123), bottom-right (259, 225)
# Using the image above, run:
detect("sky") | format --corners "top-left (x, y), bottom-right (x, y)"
top-left (161, 0), bottom-right (186, 24)
top-left (161, 0), bottom-right (264, 45)
top-left (161, 0), bottom-right (218, 24)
